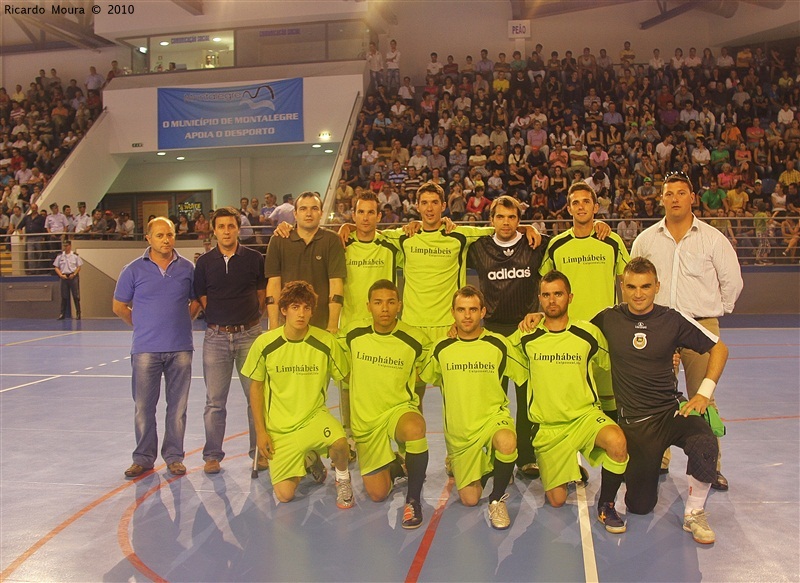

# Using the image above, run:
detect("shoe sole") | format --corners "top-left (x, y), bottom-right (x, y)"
top-left (204, 465), bottom-right (221, 475)
top-left (124, 467), bottom-right (153, 478)
top-left (490, 522), bottom-right (511, 530)
top-left (683, 525), bottom-right (715, 544)
top-left (402, 520), bottom-right (423, 530)
top-left (600, 520), bottom-right (627, 534)
top-left (168, 467), bottom-right (186, 476)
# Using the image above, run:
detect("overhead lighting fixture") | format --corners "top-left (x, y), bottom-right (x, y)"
top-left (138, 46), bottom-right (148, 54)
top-left (312, 144), bottom-right (321, 148)
top-left (212, 37), bottom-right (222, 42)
top-left (160, 41), bottom-right (169, 46)
top-left (318, 131), bottom-right (331, 140)
top-left (157, 152), bottom-right (166, 156)
top-left (324, 149), bottom-right (333, 154)
top-left (176, 156), bottom-right (185, 160)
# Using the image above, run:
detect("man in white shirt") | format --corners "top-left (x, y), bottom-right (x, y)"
top-left (385, 39), bottom-right (400, 93)
top-left (631, 171), bottom-right (743, 491)
top-left (73, 202), bottom-right (92, 238)
top-left (365, 42), bottom-right (383, 94)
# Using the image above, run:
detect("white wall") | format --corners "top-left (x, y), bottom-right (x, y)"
top-left (107, 153), bottom-right (337, 207)
top-left (0, 46), bottom-right (131, 92)
top-left (384, 0), bottom-right (798, 85)
top-left (95, 0), bottom-right (368, 38)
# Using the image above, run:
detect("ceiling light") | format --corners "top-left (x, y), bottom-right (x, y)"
top-left (318, 131), bottom-right (331, 140)
top-left (157, 152), bottom-right (166, 156)
top-left (160, 41), bottom-right (169, 46)
top-left (138, 46), bottom-right (148, 54)
top-left (212, 37), bottom-right (222, 42)
top-left (324, 149), bottom-right (333, 154)
top-left (176, 156), bottom-right (185, 160)
top-left (312, 144), bottom-right (321, 148)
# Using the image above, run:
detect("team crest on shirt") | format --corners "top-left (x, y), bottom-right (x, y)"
top-left (632, 333), bottom-right (647, 350)
top-left (315, 255), bottom-right (322, 260)
top-left (635, 322), bottom-right (647, 330)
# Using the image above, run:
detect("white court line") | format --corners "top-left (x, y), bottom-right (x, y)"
top-left (0, 376), bottom-right (61, 393)
top-left (575, 455), bottom-right (599, 583)
top-left (1, 332), bottom-right (79, 346)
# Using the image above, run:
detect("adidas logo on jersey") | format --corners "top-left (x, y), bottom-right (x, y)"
top-left (487, 267), bottom-right (531, 281)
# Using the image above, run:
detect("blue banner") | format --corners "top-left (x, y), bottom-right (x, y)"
top-left (158, 78), bottom-right (304, 149)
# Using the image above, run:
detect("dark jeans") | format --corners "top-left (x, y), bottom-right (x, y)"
top-left (60, 275), bottom-right (80, 317)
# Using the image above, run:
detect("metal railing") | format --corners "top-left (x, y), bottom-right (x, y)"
top-left (2, 217), bottom-right (794, 278)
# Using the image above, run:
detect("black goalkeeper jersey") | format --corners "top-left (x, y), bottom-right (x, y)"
top-left (591, 304), bottom-right (718, 419)
top-left (467, 234), bottom-right (549, 328)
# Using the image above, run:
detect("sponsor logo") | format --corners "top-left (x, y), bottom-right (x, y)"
top-left (562, 253), bottom-right (606, 265)
top-left (355, 352), bottom-right (405, 368)
top-left (503, 248), bottom-right (515, 257)
top-left (633, 333), bottom-right (647, 350)
top-left (635, 322), bottom-right (647, 330)
top-left (530, 352), bottom-right (582, 363)
top-left (347, 258), bottom-right (386, 268)
top-left (487, 267), bottom-right (531, 281)
top-left (408, 247), bottom-right (453, 257)
top-left (445, 361), bottom-right (496, 372)
top-left (276, 364), bottom-right (320, 374)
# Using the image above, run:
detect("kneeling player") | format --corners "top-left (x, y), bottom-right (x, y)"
top-left (421, 286), bottom-right (527, 530)
top-left (512, 271), bottom-right (629, 533)
top-left (341, 280), bottom-right (432, 528)
top-left (591, 258), bottom-right (729, 544)
top-left (243, 281), bottom-right (354, 508)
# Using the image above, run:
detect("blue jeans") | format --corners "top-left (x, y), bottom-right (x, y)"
top-left (131, 351), bottom-right (192, 467)
top-left (202, 325), bottom-right (261, 462)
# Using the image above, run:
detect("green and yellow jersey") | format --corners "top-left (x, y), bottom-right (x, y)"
top-left (341, 319), bottom-right (431, 434)
top-left (539, 228), bottom-right (630, 321)
top-left (341, 234), bottom-right (402, 329)
top-left (420, 330), bottom-right (527, 451)
top-left (382, 225), bottom-right (492, 327)
top-left (510, 320), bottom-right (611, 425)
top-left (242, 326), bottom-right (348, 435)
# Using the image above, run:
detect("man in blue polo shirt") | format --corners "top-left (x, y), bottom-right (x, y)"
top-left (194, 207), bottom-right (267, 475)
top-left (113, 217), bottom-right (200, 478)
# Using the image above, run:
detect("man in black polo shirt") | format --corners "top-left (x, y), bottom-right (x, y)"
top-left (590, 257), bottom-right (729, 544)
top-left (264, 191), bottom-right (346, 333)
top-left (195, 207), bottom-right (267, 475)
top-left (466, 195), bottom-right (548, 477)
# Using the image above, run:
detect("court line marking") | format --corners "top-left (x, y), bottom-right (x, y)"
top-left (117, 453), bottom-right (249, 583)
top-left (0, 332), bottom-right (79, 346)
top-left (723, 415), bottom-right (800, 423)
top-left (405, 477), bottom-right (455, 583)
top-left (0, 431), bottom-right (248, 582)
top-left (575, 478), bottom-right (599, 583)
top-left (0, 376), bottom-right (61, 393)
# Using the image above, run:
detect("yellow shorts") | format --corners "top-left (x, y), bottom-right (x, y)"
top-left (268, 409), bottom-right (346, 485)
top-left (355, 403), bottom-right (421, 475)
top-left (449, 411), bottom-right (515, 490)
top-left (534, 408), bottom-right (616, 491)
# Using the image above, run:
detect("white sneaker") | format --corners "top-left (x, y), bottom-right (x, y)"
top-left (683, 509), bottom-right (715, 544)
top-left (336, 479), bottom-right (354, 509)
top-left (488, 493), bottom-right (511, 530)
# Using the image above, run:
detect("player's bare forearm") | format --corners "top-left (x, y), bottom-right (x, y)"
top-left (327, 278), bottom-right (343, 333)
top-left (249, 379), bottom-right (273, 458)
top-left (266, 277), bottom-right (281, 329)
top-left (704, 340), bottom-right (729, 384)
top-left (112, 299), bottom-right (133, 326)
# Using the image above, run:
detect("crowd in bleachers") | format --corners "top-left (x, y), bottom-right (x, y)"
top-left (347, 40), bottom-right (800, 262)
top-left (0, 62), bottom-right (117, 224)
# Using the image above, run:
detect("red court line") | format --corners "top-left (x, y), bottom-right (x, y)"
top-left (728, 356), bottom-right (799, 360)
top-left (0, 431), bottom-right (247, 582)
top-left (405, 477), bottom-right (455, 583)
top-left (722, 415), bottom-right (800, 423)
top-left (118, 453), bottom-right (248, 583)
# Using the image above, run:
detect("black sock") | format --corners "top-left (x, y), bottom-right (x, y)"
top-left (405, 451), bottom-right (428, 503)
top-left (389, 457), bottom-right (405, 482)
top-left (481, 471), bottom-right (492, 488)
top-left (598, 467), bottom-right (624, 507)
top-left (489, 460), bottom-right (515, 502)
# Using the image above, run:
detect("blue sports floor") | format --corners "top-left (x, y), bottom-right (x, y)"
top-left (0, 320), bottom-right (798, 582)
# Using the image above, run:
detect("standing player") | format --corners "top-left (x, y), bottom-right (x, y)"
top-left (539, 181), bottom-right (629, 421)
top-left (591, 258), bottom-right (729, 543)
top-left (421, 286), bottom-right (527, 530)
top-left (264, 191), bottom-right (346, 334)
top-left (466, 196), bottom-right (549, 478)
top-left (511, 271), bottom-right (629, 533)
top-left (194, 207), bottom-right (267, 475)
top-left (342, 280), bottom-right (431, 528)
top-left (631, 171), bottom-right (742, 490)
top-left (242, 281), bottom-right (353, 507)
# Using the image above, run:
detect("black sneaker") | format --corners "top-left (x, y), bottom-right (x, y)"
top-left (597, 501), bottom-right (626, 534)
top-left (304, 450), bottom-right (327, 484)
top-left (710, 471), bottom-right (729, 491)
top-left (402, 499), bottom-right (423, 529)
